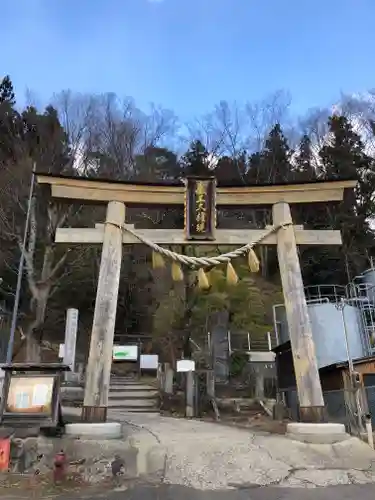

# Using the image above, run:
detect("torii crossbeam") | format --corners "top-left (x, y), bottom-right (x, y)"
top-left (37, 173), bottom-right (356, 424)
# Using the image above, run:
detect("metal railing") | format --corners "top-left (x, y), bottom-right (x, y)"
top-left (273, 280), bottom-right (375, 355)
top-left (304, 284), bottom-right (347, 303)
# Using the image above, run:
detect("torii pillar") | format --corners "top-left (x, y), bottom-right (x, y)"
top-left (273, 202), bottom-right (325, 422)
top-left (81, 201), bottom-right (125, 422)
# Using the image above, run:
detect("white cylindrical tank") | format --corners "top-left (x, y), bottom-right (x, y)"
top-left (361, 269), bottom-right (375, 303)
top-left (308, 303), bottom-right (365, 368)
top-left (275, 303), bottom-right (365, 368)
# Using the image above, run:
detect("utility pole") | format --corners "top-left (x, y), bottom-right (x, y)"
top-left (6, 170), bottom-right (35, 364)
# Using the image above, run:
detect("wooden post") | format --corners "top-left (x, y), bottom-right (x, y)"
top-left (186, 371), bottom-right (195, 418)
top-left (206, 370), bottom-right (215, 399)
top-left (254, 366), bottom-right (265, 400)
top-left (164, 363), bottom-right (174, 394)
top-left (63, 308), bottom-right (78, 383)
top-left (157, 363), bottom-right (163, 389)
top-left (272, 201), bottom-right (325, 423)
top-left (82, 201), bottom-right (125, 423)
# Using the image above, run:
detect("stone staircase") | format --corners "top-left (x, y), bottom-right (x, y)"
top-left (108, 376), bottom-right (160, 413)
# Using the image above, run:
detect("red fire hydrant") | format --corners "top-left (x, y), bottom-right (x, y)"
top-left (53, 450), bottom-right (66, 483)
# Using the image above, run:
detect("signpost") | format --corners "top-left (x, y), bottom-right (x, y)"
top-left (0, 363), bottom-right (68, 431)
top-left (176, 360), bottom-right (196, 417)
top-left (177, 359), bottom-right (196, 372)
top-left (63, 308), bottom-right (78, 371)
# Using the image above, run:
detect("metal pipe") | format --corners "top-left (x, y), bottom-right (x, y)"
top-left (6, 170), bottom-right (35, 364)
top-left (272, 305), bottom-right (280, 345)
top-left (338, 299), bottom-right (367, 433)
top-left (339, 298), bottom-right (354, 374)
top-left (267, 331), bottom-right (272, 351)
top-left (305, 297), bottom-right (329, 305)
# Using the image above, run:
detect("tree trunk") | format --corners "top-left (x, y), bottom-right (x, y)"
top-left (26, 333), bottom-right (41, 362)
top-left (25, 285), bottom-right (50, 363)
top-left (260, 246), bottom-right (269, 278)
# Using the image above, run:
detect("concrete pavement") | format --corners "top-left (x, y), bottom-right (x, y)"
top-left (3, 407), bottom-right (375, 499)
top-left (108, 411), bottom-right (375, 490)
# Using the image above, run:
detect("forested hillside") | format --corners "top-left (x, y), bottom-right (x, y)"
top-left (1, 76), bottom-right (375, 363)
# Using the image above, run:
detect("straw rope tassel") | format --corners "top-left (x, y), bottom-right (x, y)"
top-left (198, 268), bottom-right (210, 290)
top-left (248, 248), bottom-right (260, 273)
top-left (226, 262), bottom-right (239, 285)
top-left (152, 250), bottom-right (165, 269)
top-left (171, 261), bottom-right (184, 281)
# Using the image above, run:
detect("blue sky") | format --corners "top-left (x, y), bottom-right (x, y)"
top-left (2, 0), bottom-right (375, 120)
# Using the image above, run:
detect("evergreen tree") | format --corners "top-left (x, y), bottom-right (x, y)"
top-left (20, 105), bottom-right (71, 174)
top-left (301, 115), bottom-right (375, 284)
top-left (256, 124), bottom-right (293, 183)
top-left (320, 115), bottom-right (366, 180)
top-left (293, 134), bottom-right (316, 181)
top-left (246, 151), bottom-right (263, 184)
top-left (0, 75), bottom-right (15, 105)
top-left (0, 75), bottom-right (19, 162)
top-left (320, 115), bottom-right (374, 223)
top-left (135, 146), bottom-right (180, 181)
top-left (180, 140), bottom-right (211, 176)
top-left (214, 153), bottom-right (247, 185)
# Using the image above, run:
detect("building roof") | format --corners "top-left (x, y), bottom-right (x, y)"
top-left (272, 340), bottom-right (375, 372)
top-left (323, 355), bottom-right (375, 372)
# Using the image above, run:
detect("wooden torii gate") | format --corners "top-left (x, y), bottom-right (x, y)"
top-left (36, 173), bottom-right (356, 423)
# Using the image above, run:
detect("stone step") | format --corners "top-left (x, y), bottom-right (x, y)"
top-left (109, 390), bottom-right (159, 399)
top-left (110, 378), bottom-right (139, 382)
top-left (110, 377), bottom-right (157, 383)
top-left (110, 381), bottom-right (155, 385)
top-left (107, 398), bottom-right (158, 408)
top-left (109, 383), bottom-right (156, 389)
top-left (110, 384), bottom-right (156, 391)
top-left (110, 408), bottom-right (160, 413)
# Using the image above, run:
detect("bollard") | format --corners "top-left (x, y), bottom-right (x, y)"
top-left (186, 371), bottom-right (194, 418)
top-left (365, 414), bottom-right (374, 449)
top-left (53, 450), bottom-right (67, 483)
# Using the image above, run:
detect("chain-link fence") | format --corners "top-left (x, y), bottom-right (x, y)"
top-left (280, 387), bottom-right (365, 434)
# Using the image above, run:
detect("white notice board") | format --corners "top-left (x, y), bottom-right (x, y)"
top-left (176, 359), bottom-right (195, 372)
top-left (140, 354), bottom-right (159, 370)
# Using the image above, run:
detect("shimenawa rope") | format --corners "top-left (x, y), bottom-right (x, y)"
top-left (103, 221), bottom-right (290, 268)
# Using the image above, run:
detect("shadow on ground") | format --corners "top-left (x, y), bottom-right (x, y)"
top-left (51, 482), bottom-right (375, 500)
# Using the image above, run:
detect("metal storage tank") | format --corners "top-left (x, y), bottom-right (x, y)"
top-left (274, 302), bottom-right (366, 369)
top-left (360, 268), bottom-right (375, 303)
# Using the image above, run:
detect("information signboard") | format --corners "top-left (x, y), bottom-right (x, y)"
top-left (112, 345), bottom-right (138, 361)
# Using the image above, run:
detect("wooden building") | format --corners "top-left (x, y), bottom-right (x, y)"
top-left (274, 341), bottom-right (375, 424)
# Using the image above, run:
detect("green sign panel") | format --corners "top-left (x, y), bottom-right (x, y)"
top-left (112, 345), bottom-right (138, 361)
